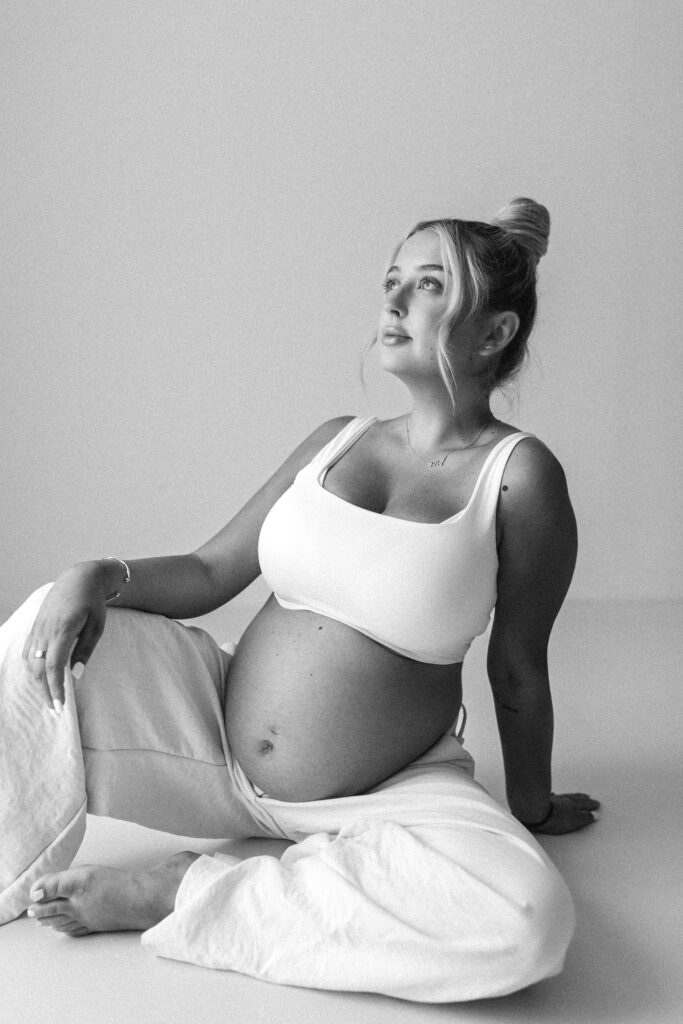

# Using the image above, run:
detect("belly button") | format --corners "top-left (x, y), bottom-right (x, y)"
top-left (259, 739), bottom-right (274, 754)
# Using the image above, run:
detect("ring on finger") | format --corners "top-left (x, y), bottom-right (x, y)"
top-left (34, 649), bottom-right (46, 659)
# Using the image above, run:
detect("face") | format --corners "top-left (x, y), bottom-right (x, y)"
top-left (378, 229), bottom-right (481, 385)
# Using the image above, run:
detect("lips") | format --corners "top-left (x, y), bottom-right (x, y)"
top-left (382, 327), bottom-right (411, 341)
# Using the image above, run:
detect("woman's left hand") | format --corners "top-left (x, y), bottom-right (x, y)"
top-left (525, 793), bottom-right (601, 835)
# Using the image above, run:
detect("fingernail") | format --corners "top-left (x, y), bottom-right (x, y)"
top-left (30, 889), bottom-right (44, 901)
top-left (72, 662), bottom-right (85, 680)
top-left (27, 908), bottom-right (36, 918)
top-left (53, 700), bottom-right (63, 716)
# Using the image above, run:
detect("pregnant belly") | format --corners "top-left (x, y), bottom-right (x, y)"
top-left (223, 594), bottom-right (463, 801)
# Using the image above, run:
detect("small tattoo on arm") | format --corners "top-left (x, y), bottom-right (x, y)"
top-left (495, 696), bottom-right (519, 713)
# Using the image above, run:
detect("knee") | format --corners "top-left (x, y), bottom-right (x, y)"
top-left (496, 867), bottom-right (576, 995)
top-left (434, 865), bottom-right (575, 1000)
top-left (435, 823), bottom-right (577, 996)
top-left (360, 821), bottom-right (575, 1001)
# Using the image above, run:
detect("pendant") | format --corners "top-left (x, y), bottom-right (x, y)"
top-left (429, 457), bottom-right (446, 468)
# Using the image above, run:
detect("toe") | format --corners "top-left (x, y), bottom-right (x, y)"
top-left (30, 873), bottom-right (63, 902)
top-left (31, 901), bottom-right (68, 921)
top-left (37, 914), bottom-right (73, 929)
top-left (53, 919), bottom-right (85, 934)
top-left (31, 868), bottom-right (86, 907)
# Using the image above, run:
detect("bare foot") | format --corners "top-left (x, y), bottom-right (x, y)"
top-left (26, 851), bottom-right (200, 936)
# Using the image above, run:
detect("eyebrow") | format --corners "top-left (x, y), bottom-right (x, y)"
top-left (386, 263), bottom-right (447, 274)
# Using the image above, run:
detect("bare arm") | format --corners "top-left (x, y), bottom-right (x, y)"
top-left (23, 416), bottom-right (353, 708)
top-left (80, 416), bottom-right (354, 618)
top-left (487, 438), bottom-right (597, 832)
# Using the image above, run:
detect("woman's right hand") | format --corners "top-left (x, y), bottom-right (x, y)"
top-left (21, 563), bottom-right (109, 713)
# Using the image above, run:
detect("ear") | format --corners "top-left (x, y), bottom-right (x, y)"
top-left (478, 311), bottom-right (520, 357)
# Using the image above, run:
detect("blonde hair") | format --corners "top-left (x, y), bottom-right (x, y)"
top-left (375, 197), bottom-right (550, 405)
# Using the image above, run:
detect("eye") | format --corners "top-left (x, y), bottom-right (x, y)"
top-left (381, 275), bottom-right (443, 293)
top-left (418, 276), bottom-right (442, 291)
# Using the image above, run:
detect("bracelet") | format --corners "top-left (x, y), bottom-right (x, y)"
top-left (519, 797), bottom-right (554, 830)
top-left (103, 556), bottom-right (131, 603)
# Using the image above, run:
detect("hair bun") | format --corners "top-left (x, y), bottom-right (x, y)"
top-left (490, 197), bottom-right (550, 264)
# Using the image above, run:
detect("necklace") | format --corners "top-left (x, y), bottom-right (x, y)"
top-left (405, 416), bottom-right (493, 468)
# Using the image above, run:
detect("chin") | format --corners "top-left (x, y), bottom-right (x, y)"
top-left (379, 343), bottom-right (416, 368)
top-left (379, 340), bottom-right (412, 358)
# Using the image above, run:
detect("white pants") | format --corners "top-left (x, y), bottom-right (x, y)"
top-left (0, 585), bottom-right (575, 1002)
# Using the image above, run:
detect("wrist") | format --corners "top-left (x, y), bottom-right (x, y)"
top-left (517, 797), bottom-right (554, 829)
top-left (100, 556), bottom-right (131, 602)
top-left (67, 560), bottom-right (110, 586)
top-left (69, 559), bottom-right (128, 599)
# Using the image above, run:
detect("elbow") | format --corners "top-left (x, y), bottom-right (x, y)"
top-left (185, 551), bottom-right (227, 613)
top-left (189, 549), bottom-right (215, 583)
top-left (488, 657), bottom-right (552, 710)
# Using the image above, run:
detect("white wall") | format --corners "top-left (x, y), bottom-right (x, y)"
top-left (1, 0), bottom-right (681, 618)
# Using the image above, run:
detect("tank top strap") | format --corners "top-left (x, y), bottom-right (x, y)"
top-left (307, 416), bottom-right (378, 477)
top-left (468, 431), bottom-right (536, 522)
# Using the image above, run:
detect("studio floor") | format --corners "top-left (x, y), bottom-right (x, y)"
top-left (1, 594), bottom-right (681, 1024)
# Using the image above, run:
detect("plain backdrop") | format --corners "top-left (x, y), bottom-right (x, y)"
top-left (1, 0), bottom-right (682, 621)
top-left (2, 7), bottom-right (683, 1023)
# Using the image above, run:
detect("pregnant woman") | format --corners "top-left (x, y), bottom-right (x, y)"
top-left (0, 197), bottom-right (598, 1002)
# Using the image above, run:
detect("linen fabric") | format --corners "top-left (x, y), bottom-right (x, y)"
top-left (0, 586), bottom-right (574, 1002)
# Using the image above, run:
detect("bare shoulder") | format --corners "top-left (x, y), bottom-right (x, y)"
top-left (305, 414), bottom-right (357, 450)
top-left (261, 415), bottom-right (358, 488)
top-left (491, 434), bottom-right (578, 653)
top-left (499, 435), bottom-right (571, 518)
top-left (290, 415), bottom-right (357, 468)
top-left (496, 434), bottom-right (576, 566)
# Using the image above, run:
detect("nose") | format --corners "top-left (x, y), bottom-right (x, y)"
top-left (383, 281), bottom-right (410, 316)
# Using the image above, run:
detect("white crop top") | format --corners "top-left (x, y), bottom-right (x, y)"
top-left (258, 416), bottom-right (534, 665)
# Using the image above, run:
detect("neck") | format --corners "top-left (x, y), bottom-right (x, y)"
top-left (404, 382), bottom-right (494, 450)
